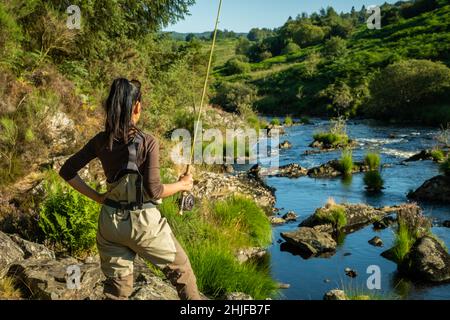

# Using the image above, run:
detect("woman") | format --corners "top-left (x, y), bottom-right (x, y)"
top-left (59, 78), bottom-right (201, 300)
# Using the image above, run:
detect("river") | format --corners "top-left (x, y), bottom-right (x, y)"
top-left (248, 119), bottom-right (450, 300)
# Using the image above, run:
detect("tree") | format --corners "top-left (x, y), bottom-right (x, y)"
top-left (186, 33), bottom-right (196, 42)
top-left (292, 23), bottom-right (325, 47)
top-left (247, 28), bottom-right (273, 42)
top-left (367, 59), bottom-right (450, 120)
top-left (322, 36), bottom-right (347, 57)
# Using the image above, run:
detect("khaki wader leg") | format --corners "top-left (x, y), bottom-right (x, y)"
top-left (96, 175), bottom-right (201, 300)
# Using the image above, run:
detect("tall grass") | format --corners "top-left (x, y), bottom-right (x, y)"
top-left (270, 118), bottom-right (281, 126)
top-left (391, 222), bottom-right (416, 263)
top-left (364, 171), bottom-right (384, 192)
top-left (430, 149), bottom-right (445, 162)
top-left (0, 277), bottom-right (22, 299)
top-left (339, 150), bottom-right (354, 176)
top-left (365, 153), bottom-right (381, 170)
top-left (284, 116), bottom-right (293, 126)
top-left (316, 201), bottom-right (347, 230)
top-left (159, 195), bottom-right (277, 299)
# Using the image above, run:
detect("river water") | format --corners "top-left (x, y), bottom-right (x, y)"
top-left (249, 119), bottom-right (450, 300)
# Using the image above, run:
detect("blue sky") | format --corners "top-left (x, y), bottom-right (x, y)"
top-left (164, 0), bottom-right (398, 33)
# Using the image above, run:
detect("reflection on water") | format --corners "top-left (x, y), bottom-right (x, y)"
top-left (253, 119), bottom-right (450, 300)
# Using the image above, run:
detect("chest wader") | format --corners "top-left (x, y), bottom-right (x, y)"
top-left (96, 134), bottom-right (201, 300)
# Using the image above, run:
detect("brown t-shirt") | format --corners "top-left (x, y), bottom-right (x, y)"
top-left (59, 131), bottom-right (164, 199)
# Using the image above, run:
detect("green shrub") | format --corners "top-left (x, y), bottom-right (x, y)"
top-left (363, 170), bottom-right (384, 192)
top-left (38, 172), bottom-right (99, 256)
top-left (159, 195), bottom-right (276, 299)
top-left (365, 153), bottom-right (381, 170)
top-left (316, 204), bottom-right (347, 230)
top-left (339, 150), bottom-right (354, 176)
top-left (322, 36), bottom-right (348, 57)
top-left (282, 42), bottom-right (301, 55)
top-left (211, 82), bottom-right (256, 113)
top-left (270, 118), bottom-right (281, 126)
top-left (284, 116), bottom-right (294, 126)
top-left (440, 157), bottom-right (450, 176)
top-left (223, 57), bottom-right (251, 75)
top-left (431, 149), bottom-right (445, 162)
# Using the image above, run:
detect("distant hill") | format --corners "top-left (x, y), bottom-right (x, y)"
top-left (165, 31), bottom-right (247, 41)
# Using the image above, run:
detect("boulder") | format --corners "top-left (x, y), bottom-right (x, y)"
top-left (443, 221), bottom-right (450, 228)
top-left (130, 273), bottom-right (179, 300)
top-left (235, 247), bottom-right (266, 264)
top-left (323, 289), bottom-right (348, 301)
top-left (8, 257), bottom-right (104, 300)
top-left (9, 234), bottom-right (55, 260)
top-left (345, 268), bottom-right (358, 278)
top-left (0, 231), bottom-right (24, 277)
top-left (408, 175), bottom-right (450, 204)
top-left (281, 227), bottom-right (337, 257)
top-left (400, 236), bottom-right (450, 283)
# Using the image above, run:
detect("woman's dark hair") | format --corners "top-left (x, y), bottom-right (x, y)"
top-left (105, 78), bottom-right (142, 150)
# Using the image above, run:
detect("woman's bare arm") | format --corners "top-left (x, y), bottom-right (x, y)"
top-left (66, 175), bottom-right (106, 204)
top-left (160, 174), bottom-right (193, 199)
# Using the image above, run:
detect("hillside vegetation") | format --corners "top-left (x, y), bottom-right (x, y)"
top-left (212, 0), bottom-right (450, 125)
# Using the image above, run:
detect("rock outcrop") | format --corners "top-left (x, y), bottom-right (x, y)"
top-left (0, 232), bottom-right (24, 278)
top-left (300, 203), bottom-right (392, 234)
top-left (408, 175), bottom-right (450, 204)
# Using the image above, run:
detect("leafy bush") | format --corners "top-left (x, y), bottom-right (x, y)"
top-left (38, 172), bottom-right (100, 256)
top-left (282, 42), bottom-right (301, 55)
top-left (292, 23), bottom-right (325, 47)
top-left (363, 171), bottom-right (384, 192)
top-left (322, 36), bottom-right (348, 57)
top-left (223, 57), bottom-right (251, 75)
top-left (365, 153), bottom-right (381, 170)
top-left (339, 150), bottom-right (354, 176)
top-left (211, 82), bottom-right (256, 113)
top-left (367, 59), bottom-right (450, 123)
top-left (440, 157), bottom-right (450, 176)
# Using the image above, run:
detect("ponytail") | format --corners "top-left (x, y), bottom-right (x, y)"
top-left (104, 78), bottom-right (142, 150)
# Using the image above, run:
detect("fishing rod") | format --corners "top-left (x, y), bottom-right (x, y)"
top-left (179, 0), bottom-right (223, 215)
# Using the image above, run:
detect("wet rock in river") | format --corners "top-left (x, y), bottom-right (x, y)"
top-left (307, 160), bottom-right (369, 178)
top-left (404, 150), bottom-right (434, 162)
top-left (345, 268), bottom-right (358, 278)
top-left (269, 216), bottom-right (286, 225)
top-left (443, 221), bottom-right (450, 228)
top-left (300, 203), bottom-right (392, 234)
top-left (368, 236), bottom-right (384, 247)
top-left (373, 215), bottom-right (397, 230)
top-left (408, 175), bottom-right (450, 204)
top-left (323, 289), bottom-right (348, 301)
top-left (281, 227), bottom-right (337, 257)
top-left (275, 163), bottom-right (308, 178)
top-left (400, 236), bottom-right (450, 283)
top-left (279, 141), bottom-right (292, 149)
top-left (282, 211), bottom-right (298, 222)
